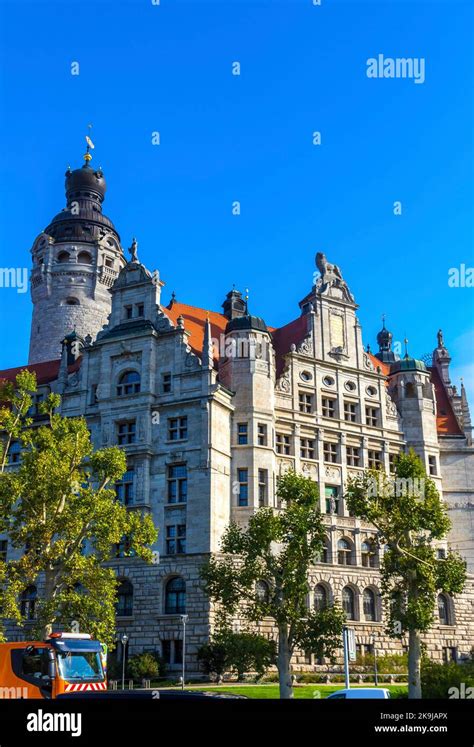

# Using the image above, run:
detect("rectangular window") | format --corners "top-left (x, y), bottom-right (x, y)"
top-left (125, 305), bottom-right (133, 320)
top-left (90, 384), bottom-right (98, 405)
top-left (0, 540), bottom-right (7, 562)
top-left (237, 423), bottom-right (248, 445)
top-left (115, 468), bottom-right (135, 506)
top-left (442, 647), bottom-right (457, 664)
top-left (322, 397), bottom-right (336, 418)
top-left (166, 525), bottom-right (186, 555)
top-left (162, 373), bottom-right (172, 393)
top-left (117, 421), bottom-right (136, 445)
top-left (365, 406), bottom-right (379, 427)
top-left (167, 465), bottom-right (187, 504)
top-left (168, 416), bottom-right (188, 441)
top-left (276, 433), bottom-right (291, 455)
top-left (136, 303), bottom-right (144, 317)
top-left (300, 438), bottom-right (315, 460)
top-left (323, 442), bottom-right (337, 463)
top-left (428, 455), bottom-right (437, 476)
top-left (258, 469), bottom-right (268, 507)
top-left (174, 639), bottom-right (183, 665)
top-left (344, 402), bottom-right (357, 423)
top-left (257, 423), bottom-right (268, 446)
top-left (325, 486), bottom-right (340, 515)
top-left (298, 392), bottom-right (314, 414)
top-left (368, 450), bottom-right (382, 469)
top-left (388, 453), bottom-right (397, 473)
top-left (346, 446), bottom-right (360, 467)
top-left (237, 468), bottom-right (248, 506)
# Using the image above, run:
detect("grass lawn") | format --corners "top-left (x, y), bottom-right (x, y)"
top-left (186, 684), bottom-right (408, 699)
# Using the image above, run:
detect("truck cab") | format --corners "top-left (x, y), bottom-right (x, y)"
top-left (0, 633), bottom-right (107, 699)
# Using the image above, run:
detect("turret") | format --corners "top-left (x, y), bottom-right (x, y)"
top-left (28, 136), bottom-right (126, 364)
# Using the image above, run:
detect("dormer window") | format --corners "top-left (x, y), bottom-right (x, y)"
top-left (77, 251), bottom-right (92, 264)
top-left (105, 258), bottom-right (113, 268)
top-left (57, 251), bottom-right (70, 263)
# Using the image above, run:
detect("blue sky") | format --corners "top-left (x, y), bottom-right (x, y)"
top-left (0, 0), bottom-right (473, 399)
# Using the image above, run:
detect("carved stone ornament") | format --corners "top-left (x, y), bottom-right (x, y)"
top-left (276, 368), bottom-right (291, 393)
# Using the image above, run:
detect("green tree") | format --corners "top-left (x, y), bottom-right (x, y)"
top-left (0, 371), bottom-right (157, 644)
top-left (345, 450), bottom-right (466, 699)
top-left (200, 471), bottom-right (345, 699)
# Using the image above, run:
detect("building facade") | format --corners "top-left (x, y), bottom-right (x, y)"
top-left (1, 153), bottom-right (473, 674)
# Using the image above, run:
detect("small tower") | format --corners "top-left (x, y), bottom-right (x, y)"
top-left (28, 135), bottom-right (126, 363)
top-left (389, 341), bottom-right (440, 480)
top-left (374, 316), bottom-right (399, 364)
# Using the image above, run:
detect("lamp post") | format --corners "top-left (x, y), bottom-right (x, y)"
top-left (373, 636), bottom-right (379, 686)
top-left (180, 615), bottom-right (188, 690)
top-left (121, 634), bottom-right (128, 691)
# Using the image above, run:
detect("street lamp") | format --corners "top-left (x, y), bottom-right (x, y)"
top-left (372, 636), bottom-right (379, 686)
top-left (121, 634), bottom-right (129, 691)
top-left (180, 615), bottom-right (188, 691)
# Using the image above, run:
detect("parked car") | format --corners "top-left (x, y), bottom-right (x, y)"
top-left (326, 688), bottom-right (391, 699)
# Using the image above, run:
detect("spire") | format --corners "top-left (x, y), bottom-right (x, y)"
top-left (403, 337), bottom-right (410, 359)
top-left (202, 314), bottom-right (214, 369)
top-left (374, 314), bottom-right (399, 364)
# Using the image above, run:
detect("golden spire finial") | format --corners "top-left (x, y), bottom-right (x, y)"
top-left (83, 124), bottom-right (94, 164)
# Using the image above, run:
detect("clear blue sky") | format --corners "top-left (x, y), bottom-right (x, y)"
top-left (0, 0), bottom-right (473, 399)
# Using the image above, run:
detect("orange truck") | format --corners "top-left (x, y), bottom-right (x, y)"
top-left (0, 633), bottom-right (107, 699)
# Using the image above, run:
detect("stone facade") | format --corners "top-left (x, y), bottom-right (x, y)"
top-left (1, 159), bottom-right (473, 676)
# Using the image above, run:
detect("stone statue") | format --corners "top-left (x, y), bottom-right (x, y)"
top-left (129, 237), bottom-right (138, 262)
top-left (315, 252), bottom-right (343, 283)
top-left (437, 329), bottom-right (444, 348)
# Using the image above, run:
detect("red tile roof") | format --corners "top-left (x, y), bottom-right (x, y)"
top-left (430, 366), bottom-right (464, 437)
top-left (272, 315), bottom-right (309, 377)
top-left (0, 358), bottom-right (81, 386)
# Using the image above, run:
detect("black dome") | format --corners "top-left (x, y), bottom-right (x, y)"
top-left (226, 314), bottom-right (268, 334)
top-left (65, 164), bottom-right (106, 202)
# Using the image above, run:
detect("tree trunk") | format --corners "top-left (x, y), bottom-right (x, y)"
top-left (277, 625), bottom-right (293, 699)
top-left (408, 628), bottom-right (422, 699)
top-left (41, 569), bottom-right (56, 640)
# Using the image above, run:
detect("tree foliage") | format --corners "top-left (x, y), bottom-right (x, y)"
top-left (201, 471), bottom-right (345, 698)
top-left (345, 450), bottom-right (466, 698)
top-left (0, 371), bottom-right (157, 645)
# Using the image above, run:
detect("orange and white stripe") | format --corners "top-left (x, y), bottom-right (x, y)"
top-left (64, 682), bottom-right (107, 692)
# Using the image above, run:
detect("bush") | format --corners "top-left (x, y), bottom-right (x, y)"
top-left (127, 652), bottom-right (163, 682)
top-left (198, 630), bottom-right (276, 681)
top-left (197, 641), bottom-right (229, 680)
top-left (421, 658), bottom-right (474, 699)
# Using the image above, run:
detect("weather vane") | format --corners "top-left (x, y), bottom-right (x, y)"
top-left (84, 123), bottom-right (94, 164)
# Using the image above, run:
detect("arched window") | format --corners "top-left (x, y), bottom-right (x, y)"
top-left (7, 441), bottom-right (21, 465)
top-left (315, 537), bottom-right (329, 564)
top-left (65, 297), bottom-right (80, 306)
top-left (438, 593), bottom-right (451, 625)
top-left (117, 371), bottom-right (141, 397)
top-left (77, 251), bottom-right (92, 265)
top-left (57, 251), bottom-right (70, 263)
top-left (116, 580), bottom-right (133, 617)
top-left (361, 540), bottom-right (377, 568)
top-left (20, 586), bottom-right (37, 620)
top-left (165, 577), bottom-right (186, 615)
top-left (342, 586), bottom-right (355, 620)
top-left (338, 538), bottom-right (353, 566)
top-left (314, 584), bottom-right (328, 612)
top-left (256, 580), bottom-right (270, 604)
top-left (363, 588), bottom-right (377, 621)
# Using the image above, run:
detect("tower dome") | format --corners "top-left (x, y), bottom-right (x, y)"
top-left (374, 315), bottom-right (399, 365)
top-left (28, 139), bottom-right (126, 364)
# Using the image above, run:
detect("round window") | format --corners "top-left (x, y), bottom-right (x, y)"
top-left (322, 375), bottom-right (335, 387)
top-left (366, 385), bottom-right (378, 397)
top-left (344, 380), bottom-right (357, 392)
top-left (300, 370), bottom-right (313, 382)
